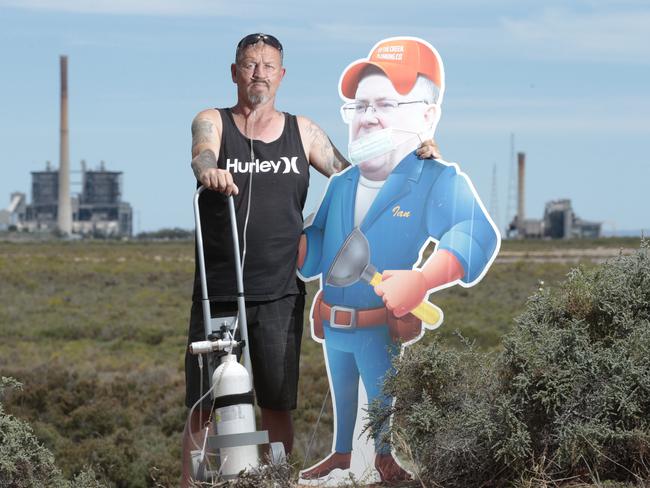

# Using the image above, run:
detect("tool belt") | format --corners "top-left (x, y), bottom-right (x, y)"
top-left (311, 291), bottom-right (422, 343)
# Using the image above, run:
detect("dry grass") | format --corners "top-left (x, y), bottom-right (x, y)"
top-left (0, 238), bottom-right (631, 487)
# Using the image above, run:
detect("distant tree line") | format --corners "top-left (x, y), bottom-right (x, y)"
top-left (136, 227), bottom-right (193, 240)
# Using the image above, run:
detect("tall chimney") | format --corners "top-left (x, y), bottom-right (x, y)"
top-left (57, 55), bottom-right (72, 235)
top-left (517, 151), bottom-right (525, 234)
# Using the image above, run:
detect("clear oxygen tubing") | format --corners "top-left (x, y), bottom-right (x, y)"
top-left (188, 363), bottom-right (220, 450)
top-left (187, 359), bottom-right (231, 481)
top-left (240, 108), bottom-right (256, 275)
top-left (229, 109), bottom-right (255, 341)
top-left (187, 354), bottom-right (237, 450)
top-left (226, 108), bottom-right (256, 376)
top-left (302, 388), bottom-right (331, 471)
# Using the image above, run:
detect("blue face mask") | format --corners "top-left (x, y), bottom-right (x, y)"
top-left (347, 126), bottom-right (432, 165)
top-left (348, 128), bottom-right (395, 165)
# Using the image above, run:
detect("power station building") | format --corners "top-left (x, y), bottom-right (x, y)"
top-left (507, 152), bottom-right (601, 239)
top-left (6, 160), bottom-right (133, 237)
top-left (0, 55), bottom-right (132, 238)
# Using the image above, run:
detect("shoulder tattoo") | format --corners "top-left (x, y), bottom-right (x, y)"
top-left (306, 120), bottom-right (349, 176)
top-left (191, 118), bottom-right (214, 151)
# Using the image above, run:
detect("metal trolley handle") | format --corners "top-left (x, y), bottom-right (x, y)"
top-left (193, 186), bottom-right (252, 376)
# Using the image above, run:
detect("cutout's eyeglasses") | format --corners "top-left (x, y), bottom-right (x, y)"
top-left (340, 100), bottom-right (427, 123)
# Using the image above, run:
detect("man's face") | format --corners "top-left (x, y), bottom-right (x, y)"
top-left (350, 73), bottom-right (436, 177)
top-left (231, 42), bottom-right (285, 106)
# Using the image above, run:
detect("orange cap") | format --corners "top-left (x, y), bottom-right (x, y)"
top-left (340, 38), bottom-right (443, 99)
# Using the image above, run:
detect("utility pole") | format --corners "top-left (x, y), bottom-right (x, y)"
top-left (505, 133), bottom-right (516, 236)
top-left (489, 162), bottom-right (500, 232)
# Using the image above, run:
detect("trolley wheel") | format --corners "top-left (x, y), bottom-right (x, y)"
top-left (269, 441), bottom-right (286, 464)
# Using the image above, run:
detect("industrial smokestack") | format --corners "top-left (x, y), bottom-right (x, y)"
top-left (517, 152), bottom-right (525, 234)
top-left (57, 55), bottom-right (72, 235)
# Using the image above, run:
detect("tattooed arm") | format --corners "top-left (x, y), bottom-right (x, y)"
top-left (190, 109), bottom-right (238, 195)
top-left (297, 116), bottom-right (350, 177)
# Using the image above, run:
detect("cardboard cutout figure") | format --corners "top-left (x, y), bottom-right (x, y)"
top-left (298, 37), bottom-right (501, 485)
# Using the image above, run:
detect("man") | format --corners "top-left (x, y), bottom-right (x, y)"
top-left (298, 37), bottom-right (500, 483)
top-left (182, 34), bottom-right (439, 486)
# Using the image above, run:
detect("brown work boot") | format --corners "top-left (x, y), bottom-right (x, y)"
top-left (374, 453), bottom-right (412, 483)
top-left (300, 452), bottom-right (351, 479)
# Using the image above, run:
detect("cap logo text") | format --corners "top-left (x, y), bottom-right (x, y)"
top-left (376, 45), bottom-right (404, 61)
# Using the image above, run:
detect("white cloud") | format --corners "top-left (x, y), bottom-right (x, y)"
top-left (502, 8), bottom-right (650, 63)
top-left (444, 112), bottom-right (650, 134)
top-left (0, 0), bottom-right (259, 16)
top-left (3, 0), bottom-right (649, 66)
top-left (307, 6), bottom-right (650, 65)
top-left (449, 95), bottom-right (649, 110)
top-left (443, 94), bottom-right (650, 134)
top-left (303, 23), bottom-right (492, 48)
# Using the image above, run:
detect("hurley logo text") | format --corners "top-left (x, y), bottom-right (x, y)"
top-left (225, 157), bottom-right (300, 174)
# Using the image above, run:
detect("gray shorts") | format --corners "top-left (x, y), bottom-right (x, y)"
top-left (184, 294), bottom-right (304, 411)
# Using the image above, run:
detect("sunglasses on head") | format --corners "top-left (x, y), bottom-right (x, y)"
top-left (236, 33), bottom-right (283, 54)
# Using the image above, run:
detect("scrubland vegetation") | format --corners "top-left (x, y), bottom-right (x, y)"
top-left (372, 241), bottom-right (650, 487)
top-left (0, 238), bottom-right (646, 487)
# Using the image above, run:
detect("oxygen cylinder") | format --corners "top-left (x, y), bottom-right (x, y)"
top-left (212, 354), bottom-right (258, 477)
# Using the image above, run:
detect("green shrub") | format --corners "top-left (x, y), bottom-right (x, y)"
top-left (498, 243), bottom-right (650, 482)
top-left (1, 376), bottom-right (63, 488)
top-left (373, 243), bottom-right (650, 486)
top-left (369, 336), bottom-right (500, 486)
top-left (2, 367), bottom-right (183, 487)
top-left (0, 377), bottom-right (108, 488)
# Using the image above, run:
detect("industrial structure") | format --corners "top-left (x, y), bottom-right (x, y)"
top-left (3, 160), bottom-right (133, 237)
top-left (0, 193), bottom-right (26, 230)
top-left (58, 55), bottom-right (72, 235)
top-left (507, 152), bottom-right (601, 239)
top-left (0, 55), bottom-right (132, 237)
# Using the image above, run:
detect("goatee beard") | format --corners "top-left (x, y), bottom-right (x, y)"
top-left (248, 93), bottom-right (268, 105)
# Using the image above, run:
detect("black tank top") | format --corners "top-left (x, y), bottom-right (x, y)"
top-left (192, 108), bottom-right (309, 301)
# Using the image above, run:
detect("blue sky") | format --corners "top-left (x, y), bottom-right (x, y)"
top-left (1, 0), bottom-right (648, 234)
